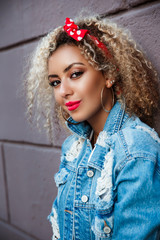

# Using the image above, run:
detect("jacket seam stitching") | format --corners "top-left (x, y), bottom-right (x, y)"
top-left (118, 130), bottom-right (131, 160)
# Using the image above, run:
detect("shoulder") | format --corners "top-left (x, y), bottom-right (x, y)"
top-left (112, 116), bottom-right (160, 171)
top-left (120, 117), bottom-right (160, 156)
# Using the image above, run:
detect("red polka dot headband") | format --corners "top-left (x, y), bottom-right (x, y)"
top-left (63, 18), bottom-right (112, 58)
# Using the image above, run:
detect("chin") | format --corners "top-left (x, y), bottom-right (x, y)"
top-left (71, 114), bottom-right (87, 123)
top-left (71, 117), bottom-right (84, 123)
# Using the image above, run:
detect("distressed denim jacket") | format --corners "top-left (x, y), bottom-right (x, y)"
top-left (48, 101), bottom-right (160, 240)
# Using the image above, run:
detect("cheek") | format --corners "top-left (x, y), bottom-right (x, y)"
top-left (85, 81), bottom-right (102, 99)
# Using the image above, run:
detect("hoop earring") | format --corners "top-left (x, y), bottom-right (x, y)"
top-left (60, 107), bottom-right (80, 125)
top-left (101, 87), bottom-right (115, 113)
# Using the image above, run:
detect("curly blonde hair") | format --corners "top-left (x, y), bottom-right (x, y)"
top-left (24, 15), bottom-right (159, 142)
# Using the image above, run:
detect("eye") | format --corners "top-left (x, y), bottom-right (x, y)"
top-left (71, 71), bottom-right (83, 79)
top-left (49, 80), bottom-right (61, 87)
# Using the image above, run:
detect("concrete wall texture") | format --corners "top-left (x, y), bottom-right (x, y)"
top-left (0, 0), bottom-right (160, 239)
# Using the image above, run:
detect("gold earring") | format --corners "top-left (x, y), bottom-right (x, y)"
top-left (101, 87), bottom-right (115, 113)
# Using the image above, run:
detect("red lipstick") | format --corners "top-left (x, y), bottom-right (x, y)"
top-left (65, 100), bottom-right (81, 111)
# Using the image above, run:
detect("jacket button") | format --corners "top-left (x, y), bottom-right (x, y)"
top-left (103, 225), bottom-right (111, 234)
top-left (87, 170), bottom-right (94, 178)
top-left (81, 195), bottom-right (88, 203)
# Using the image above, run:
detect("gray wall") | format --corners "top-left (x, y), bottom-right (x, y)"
top-left (0, 0), bottom-right (160, 240)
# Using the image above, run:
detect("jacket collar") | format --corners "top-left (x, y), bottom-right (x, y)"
top-left (87, 101), bottom-right (129, 171)
top-left (66, 101), bottom-right (128, 139)
top-left (66, 101), bottom-right (129, 171)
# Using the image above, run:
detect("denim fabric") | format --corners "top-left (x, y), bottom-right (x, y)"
top-left (48, 101), bottom-right (160, 240)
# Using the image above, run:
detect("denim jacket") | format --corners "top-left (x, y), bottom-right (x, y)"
top-left (48, 101), bottom-right (160, 240)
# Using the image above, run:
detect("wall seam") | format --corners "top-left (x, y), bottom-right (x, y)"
top-left (99, 0), bottom-right (160, 19)
top-left (1, 144), bottom-right (10, 223)
top-left (0, 35), bottom-right (45, 52)
top-left (0, 0), bottom-right (159, 51)
top-left (0, 140), bottom-right (61, 149)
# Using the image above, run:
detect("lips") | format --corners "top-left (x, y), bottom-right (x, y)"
top-left (65, 100), bottom-right (81, 111)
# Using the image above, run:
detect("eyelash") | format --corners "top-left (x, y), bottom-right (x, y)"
top-left (49, 80), bottom-right (60, 87)
top-left (49, 71), bottom-right (83, 87)
top-left (71, 71), bottom-right (83, 78)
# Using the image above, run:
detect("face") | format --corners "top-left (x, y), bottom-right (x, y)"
top-left (48, 45), bottom-right (112, 126)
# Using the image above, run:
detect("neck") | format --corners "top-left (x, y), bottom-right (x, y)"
top-left (88, 111), bottom-right (109, 137)
top-left (87, 88), bottom-right (113, 137)
top-left (88, 88), bottom-right (114, 146)
top-left (88, 109), bottom-right (109, 148)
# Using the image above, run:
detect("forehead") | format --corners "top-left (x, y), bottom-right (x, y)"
top-left (48, 45), bottom-right (88, 68)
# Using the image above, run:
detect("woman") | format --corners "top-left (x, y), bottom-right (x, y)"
top-left (25, 16), bottom-right (160, 239)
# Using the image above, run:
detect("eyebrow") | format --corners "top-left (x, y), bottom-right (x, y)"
top-left (48, 62), bottom-right (85, 79)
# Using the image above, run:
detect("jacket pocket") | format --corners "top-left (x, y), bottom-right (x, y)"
top-left (92, 204), bottom-right (114, 240)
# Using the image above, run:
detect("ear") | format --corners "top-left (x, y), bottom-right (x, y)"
top-left (105, 79), bottom-right (115, 88)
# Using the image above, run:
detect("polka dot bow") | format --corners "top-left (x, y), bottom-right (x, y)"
top-left (63, 18), bottom-right (89, 41)
top-left (63, 17), bottom-right (113, 59)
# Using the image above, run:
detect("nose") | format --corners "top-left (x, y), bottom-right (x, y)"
top-left (59, 78), bottom-right (73, 98)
